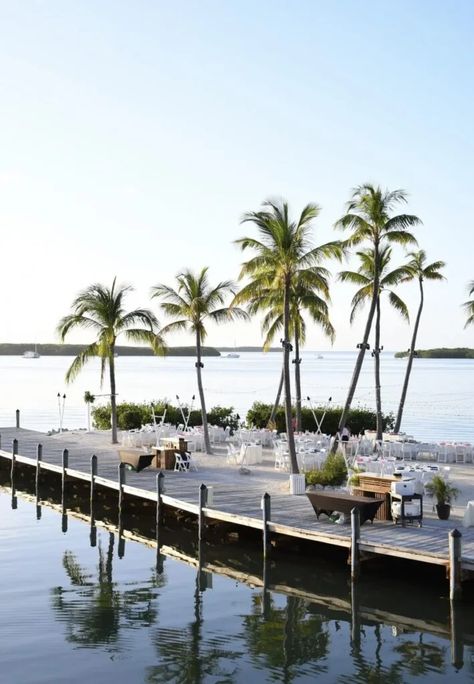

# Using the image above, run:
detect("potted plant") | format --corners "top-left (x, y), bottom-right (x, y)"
top-left (425, 475), bottom-right (460, 520)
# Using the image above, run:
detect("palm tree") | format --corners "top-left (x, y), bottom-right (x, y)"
top-left (463, 281), bottom-right (474, 328)
top-left (339, 246), bottom-right (410, 441)
top-left (57, 278), bottom-right (164, 444)
top-left (394, 251), bottom-right (446, 433)
top-left (248, 274), bottom-right (335, 432)
top-left (234, 199), bottom-right (342, 474)
top-left (151, 268), bottom-right (247, 454)
top-left (333, 184), bottom-right (420, 450)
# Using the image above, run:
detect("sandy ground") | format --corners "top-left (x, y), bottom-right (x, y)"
top-left (48, 429), bottom-right (474, 522)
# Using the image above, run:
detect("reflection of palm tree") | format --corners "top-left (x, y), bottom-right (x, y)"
top-left (52, 532), bottom-right (162, 649)
top-left (148, 572), bottom-right (240, 683)
top-left (394, 633), bottom-right (446, 677)
top-left (243, 594), bottom-right (330, 680)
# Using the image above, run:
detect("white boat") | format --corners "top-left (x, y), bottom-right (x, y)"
top-left (226, 352), bottom-right (240, 358)
top-left (316, 354), bottom-right (324, 359)
top-left (23, 349), bottom-right (40, 359)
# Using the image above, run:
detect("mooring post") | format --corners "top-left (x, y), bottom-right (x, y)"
top-left (262, 492), bottom-right (271, 558)
top-left (36, 444), bottom-right (42, 520)
top-left (118, 462), bottom-right (125, 513)
top-left (0, 433), bottom-right (2, 450)
top-left (198, 484), bottom-right (208, 541)
top-left (11, 438), bottom-right (18, 483)
top-left (156, 471), bottom-right (164, 534)
top-left (449, 529), bottom-right (463, 602)
top-left (90, 455), bottom-right (97, 511)
top-left (15, 409), bottom-right (20, 429)
top-left (61, 448), bottom-right (69, 496)
top-left (351, 507), bottom-right (361, 580)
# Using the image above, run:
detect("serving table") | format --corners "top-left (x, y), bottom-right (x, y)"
top-left (306, 491), bottom-right (383, 525)
top-left (352, 473), bottom-right (399, 521)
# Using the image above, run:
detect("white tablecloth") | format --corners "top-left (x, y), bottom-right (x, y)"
top-left (240, 444), bottom-right (263, 465)
top-left (463, 501), bottom-right (474, 528)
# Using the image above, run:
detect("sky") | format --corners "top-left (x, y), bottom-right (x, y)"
top-left (0, 0), bottom-right (473, 351)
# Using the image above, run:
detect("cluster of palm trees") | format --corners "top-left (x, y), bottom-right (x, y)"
top-left (58, 183), bottom-right (471, 470)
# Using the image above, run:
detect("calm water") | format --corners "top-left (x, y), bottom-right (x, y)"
top-left (0, 352), bottom-right (473, 442)
top-left (1, 488), bottom-right (473, 683)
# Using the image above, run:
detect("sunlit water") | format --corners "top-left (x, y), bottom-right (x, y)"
top-left (1, 490), bottom-right (473, 683)
top-left (0, 352), bottom-right (473, 441)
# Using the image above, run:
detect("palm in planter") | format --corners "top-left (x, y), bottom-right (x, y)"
top-left (424, 475), bottom-right (460, 520)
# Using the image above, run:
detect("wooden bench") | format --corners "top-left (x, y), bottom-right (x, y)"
top-left (306, 490), bottom-right (384, 525)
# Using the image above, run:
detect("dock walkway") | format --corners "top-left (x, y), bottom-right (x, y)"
top-left (1, 427), bottom-right (474, 575)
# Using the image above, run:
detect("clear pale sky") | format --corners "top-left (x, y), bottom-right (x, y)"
top-left (1, 1), bottom-right (472, 351)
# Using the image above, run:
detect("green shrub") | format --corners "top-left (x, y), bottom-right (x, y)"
top-left (305, 451), bottom-right (347, 488)
top-left (91, 400), bottom-right (238, 432)
top-left (245, 401), bottom-right (394, 435)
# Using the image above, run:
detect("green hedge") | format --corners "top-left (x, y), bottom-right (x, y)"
top-left (305, 451), bottom-right (348, 487)
top-left (91, 400), bottom-right (240, 432)
top-left (245, 401), bottom-right (394, 435)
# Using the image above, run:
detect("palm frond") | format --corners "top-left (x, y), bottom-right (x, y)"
top-left (65, 343), bottom-right (100, 384)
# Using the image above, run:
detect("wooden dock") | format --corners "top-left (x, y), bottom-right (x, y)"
top-left (1, 427), bottom-right (474, 590)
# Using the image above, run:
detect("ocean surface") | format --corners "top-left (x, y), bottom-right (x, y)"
top-left (1, 490), bottom-right (473, 683)
top-left (0, 351), bottom-right (473, 442)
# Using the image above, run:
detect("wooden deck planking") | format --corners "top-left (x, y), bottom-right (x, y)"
top-left (2, 426), bottom-right (474, 572)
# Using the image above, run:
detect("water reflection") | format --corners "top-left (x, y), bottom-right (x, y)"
top-left (1, 483), bottom-right (474, 683)
top-left (52, 531), bottom-right (164, 649)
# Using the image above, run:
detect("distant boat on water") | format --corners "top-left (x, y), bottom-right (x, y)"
top-left (225, 352), bottom-right (240, 358)
top-left (316, 354), bottom-right (324, 359)
top-left (23, 344), bottom-right (40, 359)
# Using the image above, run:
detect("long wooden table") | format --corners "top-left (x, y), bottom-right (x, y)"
top-left (306, 490), bottom-right (384, 525)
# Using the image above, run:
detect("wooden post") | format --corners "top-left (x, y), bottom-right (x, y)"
top-left (262, 492), bottom-right (271, 558)
top-left (118, 462), bottom-right (125, 513)
top-left (449, 529), bottom-right (462, 602)
top-left (61, 449), bottom-right (69, 533)
top-left (351, 507), bottom-right (360, 580)
top-left (15, 409), bottom-right (20, 429)
top-left (155, 472), bottom-right (164, 573)
top-left (90, 455), bottom-right (97, 547)
top-left (0, 433), bottom-right (2, 450)
top-left (90, 455), bottom-right (97, 511)
top-left (11, 438), bottom-right (18, 483)
top-left (36, 444), bottom-right (42, 520)
top-left (61, 448), bottom-right (69, 495)
top-left (198, 484), bottom-right (208, 541)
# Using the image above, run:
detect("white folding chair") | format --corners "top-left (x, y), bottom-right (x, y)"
top-left (174, 453), bottom-right (188, 472)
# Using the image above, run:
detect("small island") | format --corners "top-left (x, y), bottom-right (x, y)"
top-left (395, 347), bottom-right (474, 359)
top-left (0, 343), bottom-right (221, 357)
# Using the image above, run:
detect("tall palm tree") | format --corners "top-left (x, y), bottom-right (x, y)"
top-left (333, 184), bottom-right (420, 450)
top-left (234, 199), bottom-right (342, 474)
top-left (152, 268), bottom-right (247, 454)
top-left (57, 278), bottom-right (164, 444)
top-left (339, 246), bottom-right (410, 440)
top-left (463, 281), bottom-right (474, 328)
top-left (249, 274), bottom-right (335, 432)
top-left (393, 251), bottom-right (446, 433)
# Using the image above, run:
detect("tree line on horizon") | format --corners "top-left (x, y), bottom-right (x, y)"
top-left (57, 183), bottom-right (474, 473)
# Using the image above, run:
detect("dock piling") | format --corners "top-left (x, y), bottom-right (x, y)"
top-left (449, 529), bottom-right (463, 602)
top-left (11, 438), bottom-right (18, 483)
top-left (155, 472), bottom-right (164, 573)
top-left (198, 484), bottom-right (208, 541)
top-left (350, 507), bottom-right (361, 580)
top-left (118, 462), bottom-right (125, 512)
top-left (262, 492), bottom-right (271, 558)
top-left (15, 409), bottom-right (20, 429)
top-left (90, 455), bottom-right (97, 547)
top-left (61, 449), bottom-right (69, 495)
top-left (35, 444), bottom-right (42, 520)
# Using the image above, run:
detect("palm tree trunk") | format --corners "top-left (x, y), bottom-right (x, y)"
top-left (283, 277), bottom-right (298, 474)
top-left (333, 243), bottom-right (380, 454)
top-left (196, 331), bottom-right (212, 454)
top-left (374, 296), bottom-right (383, 441)
top-left (294, 327), bottom-right (302, 433)
top-left (394, 278), bottom-right (424, 433)
top-left (268, 365), bottom-right (284, 425)
top-left (109, 351), bottom-right (118, 444)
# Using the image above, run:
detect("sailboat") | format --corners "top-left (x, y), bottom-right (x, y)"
top-left (225, 341), bottom-right (240, 358)
top-left (23, 343), bottom-right (40, 359)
